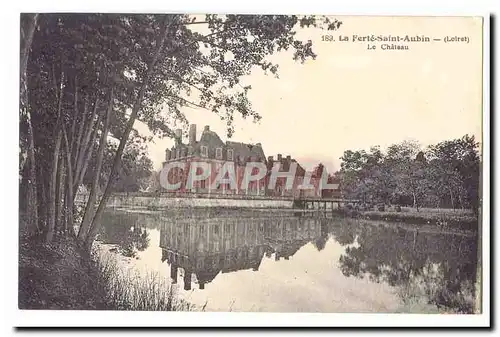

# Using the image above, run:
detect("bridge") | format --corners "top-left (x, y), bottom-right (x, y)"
top-left (292, 198), bottom-right (361, 211)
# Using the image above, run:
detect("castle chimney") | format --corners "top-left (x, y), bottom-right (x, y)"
top-left (277, 154), bottom-right (282, 161)
top-left (175, 129), bottom-right (182, 145)
top-left (189, 124), bottom-right (197, 145)
top-left (165, 149), bottom-right (171, 161)
top-left (204, 125), bottom-right (210, 132)
top-left (267, 156), bottom-right (273, 162)
top-left (183, 272), bottom-right (191, 291)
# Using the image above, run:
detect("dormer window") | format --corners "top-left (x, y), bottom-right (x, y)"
top-left (216, 148), bottom-right (223, 159)
top-left (227, 149), bottom-right (234, 161)
top-left (201, 145), bottom-right (208, 157)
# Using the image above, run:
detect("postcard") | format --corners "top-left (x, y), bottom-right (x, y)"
top-left (16, 12), bottom-right (489, 328)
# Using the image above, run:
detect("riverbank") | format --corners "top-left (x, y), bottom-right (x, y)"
top-left (18, 231), bottom-right (109, 309)
top-left (18, 230), bottom-right (192, 310)
top-left (336, 207), bottom-right (478, 232)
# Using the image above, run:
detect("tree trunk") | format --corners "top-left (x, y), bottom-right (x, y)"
top-left (69, 76), bottom-right (78, 149)
top-left (73, 124), bottom-right (99, 198)
top-left (20, 13), bottom-right (39, 233)
top-left (23, 98), bottom-right (39, 233)
top-left (46, 69), bottom-right (64, 243)
top-left (46, 127), bottom-right (62, 242)
top-left (449, 188), bottom-right (455, 210)
top-left (20, 14), bottom-right (38, 80)
top-left (62, 126), bottom-right (74, 236)
top-left (74, 98), bottom-right (99, 190)
top-left (458, 191), bottom-right (464, 210)
top-left (55, 154), bottom-right (64, 234)
top-left (73, 99), bottom-right (88, 172)
top-left (37, 165), bottom-right (47, 230)
top-left (84, 20), bottom-right (171, 251)
top-left (78, 90), bottom-right (113, 242)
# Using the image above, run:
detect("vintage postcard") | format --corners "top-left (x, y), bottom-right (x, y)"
top-left (16, 11), bottom-right (489, 328)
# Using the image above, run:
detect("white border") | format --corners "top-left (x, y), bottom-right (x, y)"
top-left (2, 0), bottom-right (494, 330)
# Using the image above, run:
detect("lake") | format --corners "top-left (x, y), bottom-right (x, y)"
top-left (98, 208), bottom-right (478, 313)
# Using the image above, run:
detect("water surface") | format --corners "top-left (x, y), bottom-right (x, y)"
top-left (99, 208), bottom-right (478, 313)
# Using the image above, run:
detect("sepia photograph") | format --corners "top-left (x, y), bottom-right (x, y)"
top-left (14, 3), bottom-right (490, 329)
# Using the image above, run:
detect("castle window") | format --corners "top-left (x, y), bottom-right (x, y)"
top-left (227, 149), bottom-right (234, 161)
top-left (176, 149), bottom-right (180, 159)
top-left (201, 146), bottom-right (208, 157)
top-left (216, 148), bottom-right (223, 159)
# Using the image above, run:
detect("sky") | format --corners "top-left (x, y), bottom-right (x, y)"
top-left (135, 16), bottom-right (483, 172)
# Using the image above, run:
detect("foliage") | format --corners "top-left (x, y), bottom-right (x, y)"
top-left (19, 13), bottom-right (342, 246)
top-left (338, 136), bottom-right (481, 214)
top-left (83, 139), bottom-right (153, 193)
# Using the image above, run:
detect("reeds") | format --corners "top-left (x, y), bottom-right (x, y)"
top-left (95, 253), bottom-right (196, 311)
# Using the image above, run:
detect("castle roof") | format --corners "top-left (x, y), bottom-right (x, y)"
top-left (170, 125), bottom-right (266, 163)
top-left (199, 130), bottom-right (225, 148)
top-left (226, 141), bottom-right (265, 161)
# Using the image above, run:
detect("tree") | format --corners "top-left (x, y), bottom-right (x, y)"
top-left (19, 13), bottom-right (39, 233)
top-left (20, 13), bottom-right (342, 250)
top-left (338, 136), bottom-right (480, 213)
top-left (339, 146), bottom-right (393, 204)
top-left (386, 141), bottom-right (430, 211)
top-left (427, 135), bottom-right (480, 213)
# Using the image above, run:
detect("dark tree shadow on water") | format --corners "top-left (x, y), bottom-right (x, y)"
top-left (98, 212), bottom-right (150, 258)
top-left (332, 224), bottom-right (478, 313)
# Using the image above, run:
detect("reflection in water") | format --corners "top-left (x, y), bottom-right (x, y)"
top-left (159, 214), bottom-right (326, 290)
top-left (331, 223), bottom-right (477, 313)
top-left (99, 212), bottom-right (151, 258)
top-left (100, 209), bottom-right (478, 313)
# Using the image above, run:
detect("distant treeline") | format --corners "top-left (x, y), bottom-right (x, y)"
top-left (335, 135), bottom-right (480, 214)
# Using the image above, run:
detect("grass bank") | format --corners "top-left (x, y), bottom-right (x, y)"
top-left (335, 207), bottom-right (478, 232)
top-left (18, 231), bottom-right (193, 311)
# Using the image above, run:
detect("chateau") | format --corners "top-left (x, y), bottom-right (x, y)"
top-left (163, 124), bottom-right (268, 195)
top-left (162, 124), bottom-right (340, 198)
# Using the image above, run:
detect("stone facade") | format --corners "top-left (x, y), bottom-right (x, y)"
top-left (161, 124), bottom-right (341, 198)
top-left (162, 124), bottom-right (268, 195)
